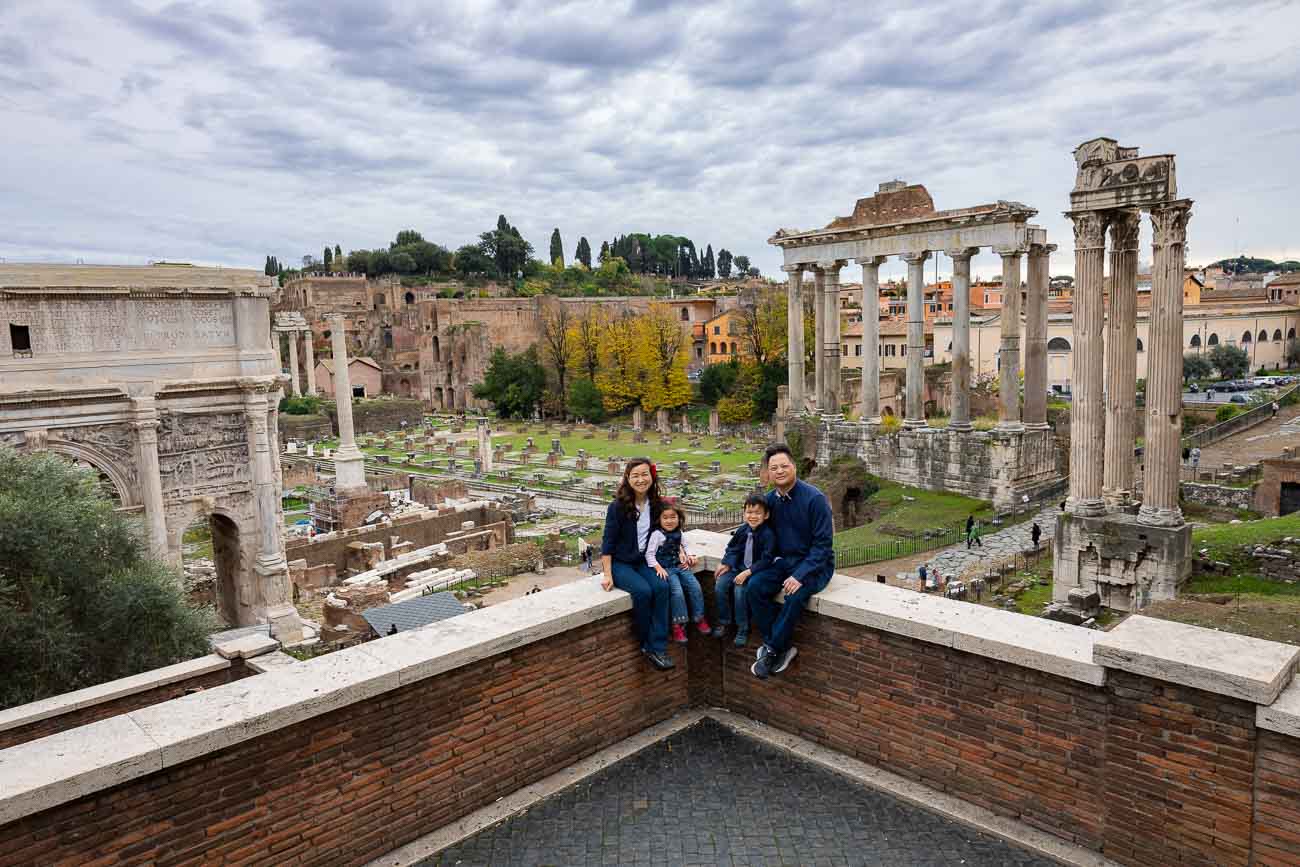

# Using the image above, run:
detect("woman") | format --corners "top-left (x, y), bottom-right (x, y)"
top-left (600, 457), bottom-right (673, 670)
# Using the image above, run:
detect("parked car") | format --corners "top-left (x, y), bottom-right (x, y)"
top-left (1230, 394), bottom-right (1249, 404)
top-left (1188, 383), bottom-right (1200, 392)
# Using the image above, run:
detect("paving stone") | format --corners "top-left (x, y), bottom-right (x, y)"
top-left (424, 719), bottom-right (1055, 866)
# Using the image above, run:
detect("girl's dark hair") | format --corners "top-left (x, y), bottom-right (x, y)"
top-left (659, 503), bottom-right (686, 530)
top-left (743, 493), bottom-right (769, 512)
top-left (615, 457), bottom-right (662, 518)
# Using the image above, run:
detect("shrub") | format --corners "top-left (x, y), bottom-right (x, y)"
top-left (1216, 404), bottom-right (1241, 423)
top-left (279, 395), bottom-right (323, 415)
top-left (716, 395), bottom-right (754, 424)
top-left (879, 414), bottom-right (902, 433)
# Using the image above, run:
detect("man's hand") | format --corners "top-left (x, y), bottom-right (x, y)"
top-left (654, 564), bottom-right (668, 579)
top-left (782, 576), bottom-right (803, 595)
top-left (686, 554), bottom-right (698, 567)
top-left (734, 569), bottom-right (751, 585)
top-left (714, 563), bottom-right (730, 578)
top-left (600, 573), bottom-right (613, 592)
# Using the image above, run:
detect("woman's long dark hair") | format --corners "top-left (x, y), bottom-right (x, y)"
top-left (615, 456), bottom-right (662, 519)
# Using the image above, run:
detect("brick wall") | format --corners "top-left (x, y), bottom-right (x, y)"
top-left (0, 616), bottom-right (686, 867)
top-left (0, 661), bottom-right (251, 752)
top-left (1255, 731), bottom-right (1300, 865)
top-left (1255, 458), bottom-right (1300, 516)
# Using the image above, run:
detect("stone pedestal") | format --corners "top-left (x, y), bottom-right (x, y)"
top-left (632, 406), bottom-right (644, 432)
top-left (656, 408), bottom-right (670, 434)
top-left (1053, 511), bottom-right (1191, 612)
top-left (708, 408), bottom-right (720, 435)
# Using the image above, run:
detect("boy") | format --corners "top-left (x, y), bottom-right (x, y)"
top-left (712, 493), bottom-right (776, 648)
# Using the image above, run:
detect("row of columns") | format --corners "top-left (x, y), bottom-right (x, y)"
top-left (276, 327), bottom-right (316, 396)
top-left (1066, 202), bottom-right (1192, 526)
top-left (784, 244), bottom-right (1053, 430)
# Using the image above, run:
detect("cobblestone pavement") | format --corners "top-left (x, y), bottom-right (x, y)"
top-left (920, 507), bottom-right (1060, 582)
top-left (427, 719), bottom-right (1056, 866)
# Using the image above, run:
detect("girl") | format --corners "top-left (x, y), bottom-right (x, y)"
top-left (646, 505), bottom-right (710, 643)
top-left (599, 458), bottom-right (673, 670)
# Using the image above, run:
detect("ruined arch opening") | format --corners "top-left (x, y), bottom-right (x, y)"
top-left (204, 514), bottom-right (242, 626)
top-left (404, 291), bottom-right (415, 305)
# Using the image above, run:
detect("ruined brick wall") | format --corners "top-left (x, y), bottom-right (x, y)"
top-left (0, 662), bottom-right (251, 752)
top-left (1255, 458), bottom-right (1300, 517)
top-left (327, 398), bottom-right (425, 435)
top-left (284, 506), bottom-right (511, 574)
top-left (1255, 731), bottom-right (1300, 865)
top-left (278, 414), bottom-right (334, 442)
top-left (0, 617), bottom-right (686, 867)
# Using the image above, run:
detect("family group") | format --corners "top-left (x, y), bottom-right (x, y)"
top-left (598, 444), bottom-right (835, 680)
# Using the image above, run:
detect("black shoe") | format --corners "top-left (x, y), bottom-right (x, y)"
top-left (771, 646), bottom-right (798, 675)
top-left (643, 649), bottom-right (675, 670)
top-left (751, 649), bottom-right (775, 679)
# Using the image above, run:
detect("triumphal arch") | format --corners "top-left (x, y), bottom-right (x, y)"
top-left (0, 265), bottom-right (302, 640)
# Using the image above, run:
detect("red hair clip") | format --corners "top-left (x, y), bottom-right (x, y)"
top-left (649, 462), bottom-right (658, 480)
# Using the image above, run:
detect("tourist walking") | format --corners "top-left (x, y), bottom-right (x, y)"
top-left (1031, 522), bottom-right (1042, 550)
top-left (965, 514), bottom-right (975, 549)
top-left (747, 444), bottom-right (835, 680)
top-left (970, 520), bottom-right (984, 548)
top-left (600, 458), bottom-right (673, 670)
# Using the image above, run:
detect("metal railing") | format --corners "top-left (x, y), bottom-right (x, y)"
top-left (1181, 383), bottom-right (1300, 450)
top-left (834, 524), bottom-right (967, 569)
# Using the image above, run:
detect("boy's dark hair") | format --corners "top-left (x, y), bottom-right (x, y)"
top-left (660, 503), bottom-right (686, 530)
top-left (763, 443), bottom-right (794, 466)
top-left (743, 494), bottom-right (769, 512)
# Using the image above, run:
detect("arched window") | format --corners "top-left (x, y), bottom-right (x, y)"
top-left (1190, 334), bottom-right (1201, 348)
top-left (1243, 331), bottom-right (1253, 344)
top-left (1136, 338), bottom-right (1144, 352)
top-left (1290, 328), bottom-right (1297, 341)
top-left (383, 330), bottom-right (393, 349)
top-left (680, 308), bottom-right (689, 321)
top-left (1208, 333), bottom-right (1219, 346)
top-left (404, 291), bottom-right (415, 305)
top-left (730, 341), bottom-right (737, 354)
top-left (710, 342), bottom-right (717, 354)
top-left (1047, 337), bottom-right (1072, 351)
top-left (1260, 330), bottom-right (1269, 343)
top-left (1274, 329), bottom-right (1283, 342)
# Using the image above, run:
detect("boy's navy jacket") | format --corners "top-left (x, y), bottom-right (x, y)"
top-left (601, 499), bottom-right (659, 564)
top-left (721, 522), bottom-right (777, 574)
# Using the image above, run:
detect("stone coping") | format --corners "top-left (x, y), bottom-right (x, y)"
top-left (1094, 614), bottom-right (1300, 705)
top-left (0, 654), bottom-right (230, 735)
top-left (1259, 677), bottom-right (1300, 738)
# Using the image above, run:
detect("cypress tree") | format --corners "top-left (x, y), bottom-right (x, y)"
top-left (576, 237), bottom-right (592, 268)
top-left (549, 228), bottom-right (564, 268)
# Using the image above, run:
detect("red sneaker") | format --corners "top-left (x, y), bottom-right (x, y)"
top-left (695, 618), bottom-right (711, 635)
top-left (671, 624), bottom-right (688, 644)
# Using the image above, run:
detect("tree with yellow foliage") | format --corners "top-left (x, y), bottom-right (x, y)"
top-left (637, 304), bottom-right (692, 411)
top-left (569, 306), bottom-right (605, 382)
top-left (596, 313), bottom-right (644, 412)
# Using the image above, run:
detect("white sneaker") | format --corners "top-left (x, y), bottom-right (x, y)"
top-left (756, 644), bottom-right (771, 661)
top-left (772, 646), bottom-right (798, 675)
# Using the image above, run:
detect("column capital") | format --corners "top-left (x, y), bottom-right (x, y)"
top-left (781, 264), bottom-right (805, 274)
top-left (855, 255), bottom-right (887, 267)
top-left (900, 251), bottom-right (930, 265)
top-left (1068, 210), bottom-right (1110, 250)
top-left (1108, 209), bottom-right (1142, 250)
top-left (992, 245), bottom-right (1026, 259)
top-left (943, 247), bottom-right (979, 262)
top-left (815, 259), bottom-right (844, 274)
top-left (1028, 242), bottom-right (1058, 259)
top-left (1150, 200), bottom-right (1193, 247)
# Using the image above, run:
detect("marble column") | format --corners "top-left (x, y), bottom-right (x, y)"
top-left (783, 266), bottom-right (806, 414)
top-left (329, 315), bottom-right (368, 491)
top-left (901, 252), bottom-right (930, 427)
top-left (1140, 201), bottom-right (1193, 527)
top-left (286, 331), bottom-right (300, 396)
top-left (858, 256), bottom-right (886, 423)
top-left (995, 248), bottom-right (1024, 431)
top-left (302, 328), bottom-right (316, 396)
top-left (813, 268), bottom-right (825, 413)
top-left (819, 260), bottom-right (844, 418)
top-left (130, 397), bottom-right (170, 564)
top-left (244, 385), bottom-right (302, 643)
top-left (1104, 211), bottom-right (1142, 508)
top-left (946, 247), bottom-right (978, 432)
top-left (1024, 243), bottom-right (1054, 431)
top-left (1067, 212), bottom-right (1109, 516)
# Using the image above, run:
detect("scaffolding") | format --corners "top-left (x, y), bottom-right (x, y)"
top-left (305, 485), bottom-right (342, 534)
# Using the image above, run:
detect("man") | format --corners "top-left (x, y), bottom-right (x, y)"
top-left (747, 443), bottom-right (835, 679)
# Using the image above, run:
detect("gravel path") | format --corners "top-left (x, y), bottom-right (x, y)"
top-left (920, 506), bottom-right (1060, 580)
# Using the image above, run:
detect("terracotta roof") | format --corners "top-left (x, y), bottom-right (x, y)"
top-left (317, 356), bottom-right (382, 374)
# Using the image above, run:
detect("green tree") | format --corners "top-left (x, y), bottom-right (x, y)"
top-left (480, 215), bottom-right (533, 280)
top-left (599, 240), bottom-right (611, 263)
top-left (575, 237), bottom-right (592, 269)
top-left (717, 248), bottom-right (733, 278)
top-left (264, 255), bottom-right (276, 276)
top-left (1183, 352), bottom-right (1213, 382)
top-left (390, 251), bottom-right (417, 273)
top-left (472, 347), bottom-right (546, 418)
top-left (323, 246), bottom-right (333, 270)
top-left (0, 448), bottom-right (217, 709)
top-left (346, 249), bottom-right (371, 274)
top-left (567, 378), bottom-right (606, 422)
top-left (454, 244), bottom-right (495, 277)
top-left (549, 228), bottom-right (564, 268)
top-left (392, 229), bottom-right (425, 248)
top-left (698, 360), bottom-right (740, 404)
top-left (1208, 343), bottom-right (1250, 379)
top-left (703, 244), bottom-right (715, 279)
top-left (334, 244), bottom-right (342, 266)
top-left (734, 254), bottom-right (751, 275)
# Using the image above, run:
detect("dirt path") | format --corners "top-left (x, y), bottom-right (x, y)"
top-left (1197, 403), bottom-right (1300, 467)
top-left (1142, 595), bottom-right (1300, 645)
top-left (473, 564), bottom-right (593, 606)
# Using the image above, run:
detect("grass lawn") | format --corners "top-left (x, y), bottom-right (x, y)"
top-left (832, 480), bottom-right (995, 547)
top-left (1190, 511), bottom-right (1300, 565)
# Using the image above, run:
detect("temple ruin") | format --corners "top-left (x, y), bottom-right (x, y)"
top-left (769, 183), bottom-right (1062, 508)
top-left (0, 265), bottom-right (303, 640)
top-left (1053, 137), bottom-right (1193, 611)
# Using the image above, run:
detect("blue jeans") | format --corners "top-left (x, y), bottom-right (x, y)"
top-left (611, 559), bottom-right (669, 654)
top-left (714, 570), bottom-right (750, 632)
top-left (665, 567), bottom-right (705, 624)
top-left (747, 558), bottom-right (832, 655)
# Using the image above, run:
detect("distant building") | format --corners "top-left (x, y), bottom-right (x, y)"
top-left (316, 356), bottom-right (383, 398)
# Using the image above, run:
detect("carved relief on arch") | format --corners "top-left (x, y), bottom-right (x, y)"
top-left (157, 411), bottom-right (251, 501)
top-left (47, 424), bottom-right (140, 506)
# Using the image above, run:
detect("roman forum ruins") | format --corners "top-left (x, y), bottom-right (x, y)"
top-left (1053, 137), bottom-right (1193, 611)
top-left (769, 182), bottom-right (1061, 509)
top-left (0, 265), bottom-right (303, 641)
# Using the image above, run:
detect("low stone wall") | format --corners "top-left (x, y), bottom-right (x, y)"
top-left (278, 413), bottom-right (333, 442)
top-left (4, 537), bottom-right (1300, 867)
top-left (330, 398), bottom-right (425, 435)
top-left (0, 655), bottom-right (248, 751)
top-left (1181, 480), bottom-right (1257, 511)
top-left (810, 418), bottom-right (1062, 510)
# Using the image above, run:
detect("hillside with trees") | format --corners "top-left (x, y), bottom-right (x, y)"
top-left (1209, 256), bottom-right (1300, 274)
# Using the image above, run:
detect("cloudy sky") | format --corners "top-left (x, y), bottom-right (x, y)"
top-left (2, 0), bottom-right (1298, 281)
